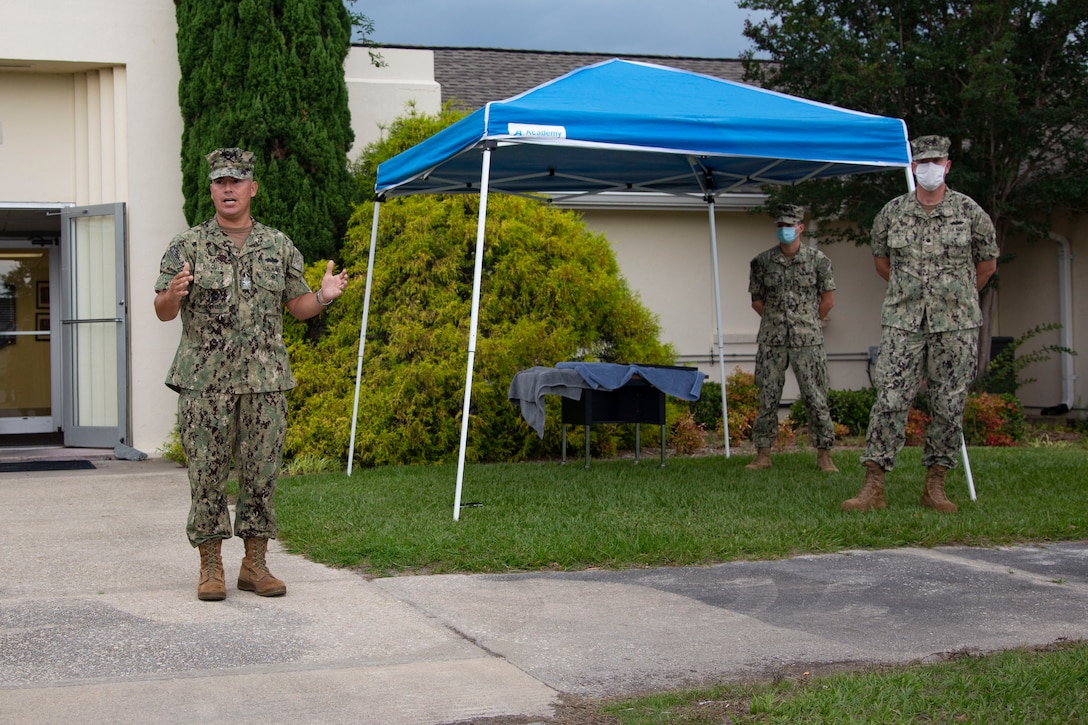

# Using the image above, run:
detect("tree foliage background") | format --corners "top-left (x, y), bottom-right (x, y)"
top-left (739, 0), bottom-right (1088, 367)
top-left (175, 0), bottom-right (357, 261)
top-left (284, 107), bottom-right (676, 466)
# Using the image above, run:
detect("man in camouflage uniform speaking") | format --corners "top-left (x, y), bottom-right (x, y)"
top-left (154, 148), bottom-right (349, 601)
top-left (842, 135), bottom-right (998, 514)
top-left (746, 204), bottom-right (839, 473)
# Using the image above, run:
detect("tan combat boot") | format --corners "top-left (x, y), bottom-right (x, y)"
top-left (197, 539), bottom-right (226, 601)
top-left (816, 449), bottom-right (839, 473)
top-left (238, 537), bottom-right (287, 597)
top-left (745, 448), bottom-right (772, 470)
top-left (920, 465), bottom-right (958, 513)
top-left (841, 461), bottom-right (886, 511)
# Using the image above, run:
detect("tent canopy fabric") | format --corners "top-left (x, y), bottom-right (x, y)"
top-left (376, 58), bottom-right (911, 198)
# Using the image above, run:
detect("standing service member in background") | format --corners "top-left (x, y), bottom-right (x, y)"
top-left (747, 204), bottom-right (839, 473)
top-left (843, 135), bottom-right (998, 513)
top-left (155, 148), bottom-right (349, 601)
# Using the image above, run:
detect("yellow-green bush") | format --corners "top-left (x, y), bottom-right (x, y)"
top-left (285, 109), bottom-right (675, 466)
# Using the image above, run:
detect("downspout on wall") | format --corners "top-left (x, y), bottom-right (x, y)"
top-left (1049, 232), bottom-right (1075, 410)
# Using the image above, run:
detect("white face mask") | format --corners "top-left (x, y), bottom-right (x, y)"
top-left (914, 161), bottom-right (947, 191)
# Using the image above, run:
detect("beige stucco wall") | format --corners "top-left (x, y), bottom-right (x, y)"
top-left (345, 48), bottom-right (442, 156)
top-left (0, 74), bottom-right (76, 201)
top-left (998, 212), bottom-right (1088, 411)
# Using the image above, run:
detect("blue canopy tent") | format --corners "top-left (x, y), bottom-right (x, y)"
top-left (348, 59), bottom-right (915, 518)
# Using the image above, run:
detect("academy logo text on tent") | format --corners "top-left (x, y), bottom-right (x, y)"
top-left (508, 124), bottom-right (566, 138)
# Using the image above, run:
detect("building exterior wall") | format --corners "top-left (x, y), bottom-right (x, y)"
top-left (344, 48), bottom-right (442, 156)
top-left (997, 212), bottom-right (1088, 411)
top-left (0, 74), bottom-right (76, 201)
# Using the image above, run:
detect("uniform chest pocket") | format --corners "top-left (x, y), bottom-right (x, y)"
top-left (792, 267), bottom-right (816, 288)
top-left (193, 265), bottom-right (233, 313)
top-left (943, 223), bottom-right (971, 259)
top-left (764, 266), bottom-right (787, 296)
top-left (252, 259), bottom-right (285, 295)
top-left (887, 231), bottom-right (910, 250)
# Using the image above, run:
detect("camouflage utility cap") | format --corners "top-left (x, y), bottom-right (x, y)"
top-left (775, 204), bottom-right (805, 225)
top-left (207, 148), bottom-right (255, 180)
top-left (911, 135), bottom-right (950, 161)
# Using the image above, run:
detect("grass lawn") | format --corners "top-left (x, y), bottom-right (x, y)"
top-left (595, 640), bottom-right (1087, 724)
top-left (275, 445), bottom-right (1085, 576)
top-left (271, 442), bottom-right (1087, 723)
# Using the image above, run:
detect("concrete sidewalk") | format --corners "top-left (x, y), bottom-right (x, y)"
top-left (2, 457), bottom-right (1087, 724)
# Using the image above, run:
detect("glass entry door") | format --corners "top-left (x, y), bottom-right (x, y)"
top-left (0, 246), bottom-right (55, 434)
top-left (60, 203), bottom-right (128, 448)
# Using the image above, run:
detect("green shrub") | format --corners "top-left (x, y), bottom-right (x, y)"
top-left (156, 424), bottom-right (187, 467)
top-left (790, 387), bottom-right (877, 436)
top-left (281, 453), bottom-right (342, 477)
top-left (284, 109), bottom-right (675, 466)
top-left (690, 380), bottom-right (723, 430)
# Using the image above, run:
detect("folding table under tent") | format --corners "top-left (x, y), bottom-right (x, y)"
top-left (348, 58), bottom-right (916, 519)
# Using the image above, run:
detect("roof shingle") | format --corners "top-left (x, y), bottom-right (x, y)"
top-left (382, 46), bottom-right (749, 112)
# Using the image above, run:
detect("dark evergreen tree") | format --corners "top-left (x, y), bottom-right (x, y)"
top-left (175, 0), bottom-right (356, 261)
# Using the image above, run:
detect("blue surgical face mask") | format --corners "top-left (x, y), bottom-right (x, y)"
top-left (776, 226), bottom-right (797, 245)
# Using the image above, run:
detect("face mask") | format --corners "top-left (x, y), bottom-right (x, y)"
top-left (776, 227), bottom-right (797, 245)
top-left (915, 162), bottom-right (947, 191)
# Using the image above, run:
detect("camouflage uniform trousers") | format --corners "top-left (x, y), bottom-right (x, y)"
top-left (862, 325), bottom-right (978, 471)
top-left (751, 344), bottom-right (834, 449)
top-left (179, 388), bottom-right (288, 547)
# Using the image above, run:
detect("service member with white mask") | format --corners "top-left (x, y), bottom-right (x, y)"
top-left (843, 135), bottom-right (999, 514)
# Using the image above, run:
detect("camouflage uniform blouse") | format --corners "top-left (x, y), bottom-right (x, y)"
top-left (871, 188), bottom-right (998, 333)
top-left (155, 218), bottom-right (311, 394)
top-left (749, 245), bottom-right (836, 348)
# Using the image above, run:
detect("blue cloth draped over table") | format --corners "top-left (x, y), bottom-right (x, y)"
top-left (508, 363), bottom-right (704, 438)
top-left (556, 362), bottom-right (703, 401)
top-left (507, 366), bottom-right (590, 438)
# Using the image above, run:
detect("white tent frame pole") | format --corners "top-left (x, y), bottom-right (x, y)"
top-left (706, 198), bottom-right (730, 457)
top-left (961, 437), bottom-right (976, 500)
top-left (902, 166), bottom-right (975, 499)
top-left (453, 144), bottom-right (495, 521)
top-left (347, 201), bottom-right (382, 476)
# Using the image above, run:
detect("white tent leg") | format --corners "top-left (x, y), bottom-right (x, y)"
top-left (961, 434), bottom-right (976, 500)
top-left (453, 144), bottom-right (495, 521)
top-left (706, 199), bottom-right (730, 457)
top-left (347, 201), bottom-right (381, 475)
